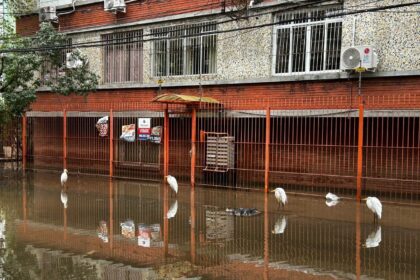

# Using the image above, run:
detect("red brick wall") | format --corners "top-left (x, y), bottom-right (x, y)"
top-left (31, 77), bottom-right (420, 111)
top-left (16, 15), bottom-right (40, 36)
top-left (16, 0), bottom-right (222, 35)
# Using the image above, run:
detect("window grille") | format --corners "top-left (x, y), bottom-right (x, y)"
top-left (273, 6), bottom-right (342, 74)
top-left (151, 22), bottom-right (217, 77)
top-left (102, 30), bottom-right (143, 84)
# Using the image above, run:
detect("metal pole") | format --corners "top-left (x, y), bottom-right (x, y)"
top-left (22, 114), bottom-right (27, 170)
top-left (356, 71), bottom-right (364, 202)
top-left (190, 189), bottom-right (196, 264)
top-left (63, 109), bottom-right (67, 169)
top-left (265, 107), bottom-right (271, 192)
top-left (355, 202), bottom-right (361, 280)
top-left (191, 108), bottom-right (197, 188)
top-left (109, 109), bottom-right (114, 178)
top-left (263, 193), bottom-right (269, 280)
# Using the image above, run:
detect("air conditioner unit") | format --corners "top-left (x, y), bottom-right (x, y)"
top-left (340, 46), bottom-right (378, 71)
top-left (39, 6), bottom-right (58, 22)
top-left (66, 52), bottom-right (84, 69)
top-left (104, 0), bottom-right (126, 13)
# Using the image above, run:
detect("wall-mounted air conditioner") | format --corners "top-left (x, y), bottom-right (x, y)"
top-left (39, 6), bottom-right (58, 22)
top-left (104, 0), bottom-right (126, 13)
top-left (340, 46), bottom-right (378, 71)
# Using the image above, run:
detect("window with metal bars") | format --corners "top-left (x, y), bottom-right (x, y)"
top-left (102, 30), bottom-right (143, 84)
top-left (273, 6), bottom-right (342, 75)
top-left (151, 22), bottom-right (217, 77)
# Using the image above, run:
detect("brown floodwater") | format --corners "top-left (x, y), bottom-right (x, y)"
top-left (0, 165), bottom-right (419, 279)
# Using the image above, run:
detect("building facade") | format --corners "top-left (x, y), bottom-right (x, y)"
top-left (16, 0), bottom-right (420, 195)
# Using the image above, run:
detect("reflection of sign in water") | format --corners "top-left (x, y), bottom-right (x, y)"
top-left (150, 126), bottom-right (162, 144)
top-left (138, 223), bottom-right (163, 248)
top-left (138, 118), bottom-right (151, 141)
top-left (121, 220), bottom-right (135, 239)
top-left (205, 209), bottom-right (234, 242)
top-left (97, 220), bottom-right (109, 243)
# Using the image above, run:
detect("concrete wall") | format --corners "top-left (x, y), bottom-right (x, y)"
top-left (342, 0), bottom-right (420, 72)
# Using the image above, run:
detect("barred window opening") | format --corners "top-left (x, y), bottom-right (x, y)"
top-left (152, 22), bottom-right (217, 77)
top-left (102, 30), bottom-right (143, 84)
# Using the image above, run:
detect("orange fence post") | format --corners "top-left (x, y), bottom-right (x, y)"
top-left (356, 97), bottom-right (364, 201)
top-left (63, 109), bottom-right (67, 169)
top-left (264, 108), bottom-right (271, 193)
top-left (22, 180), bottom-right (27, 233)
top-left (163, 181), bottom-right (169, 257)
top-left (164, 108), bottom-right (169, 177)
top-left (22, 114), bottom-right (27, 170)
top-left (191, 108), bottom-right (197, 188)
top-left (263, 193), bottom-right (269, 280)
top-left (190, 189), bottom-right (196, 264)
top-left (355, 202), bottom-right (361, 280)
top-left (109, 109), bottom-right (114, 178)
top-left (109, 180), bottom-right (114, 251)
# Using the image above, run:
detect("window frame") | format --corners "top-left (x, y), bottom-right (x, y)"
top-left (151, 22), bottom-right (217, 77)
top-left (102, 29), bottom-right (143, 84)
top-left (271, 8), bottom-right (343, 76)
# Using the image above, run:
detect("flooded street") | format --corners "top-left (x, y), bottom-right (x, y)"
top-left (0, 166), bottom-right (419, 280)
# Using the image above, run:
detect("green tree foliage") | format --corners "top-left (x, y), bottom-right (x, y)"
top-left (0, 22), bottom-right (99, 118)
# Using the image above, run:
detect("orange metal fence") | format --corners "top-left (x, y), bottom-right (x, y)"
top-left (23, 94), bottom-right (420, 199)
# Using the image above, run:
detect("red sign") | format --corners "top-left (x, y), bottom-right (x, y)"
top-left (138, 128), bottom-right (151, 134)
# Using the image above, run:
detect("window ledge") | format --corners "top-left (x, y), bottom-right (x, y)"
top-left (36, 70), bottom-right (420, 92)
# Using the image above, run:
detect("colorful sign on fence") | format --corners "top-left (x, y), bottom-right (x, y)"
top-left (138, 118), bottom-right (151, 141)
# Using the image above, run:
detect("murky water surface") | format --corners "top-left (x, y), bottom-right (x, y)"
top-left (0, 166), bottom-right (419, 279)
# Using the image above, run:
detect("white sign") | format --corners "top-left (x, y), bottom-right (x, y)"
top-left (138, 118), bottom-right (151, 141)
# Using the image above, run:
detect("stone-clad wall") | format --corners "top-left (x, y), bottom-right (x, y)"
top-left (342, 0), bottom-right (420, 72)
top-left (70, 0), bottom-right (418, 85)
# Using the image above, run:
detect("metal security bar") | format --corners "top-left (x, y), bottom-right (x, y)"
top-left (274, 6), bottom-right (342, 74)
top-left (102, 30), bottom-right (143, 84)
top-left (151, 22), bottom-right (217, 77)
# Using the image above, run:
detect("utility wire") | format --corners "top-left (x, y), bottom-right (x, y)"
top-left (1, 1), bottom-right (418, 53)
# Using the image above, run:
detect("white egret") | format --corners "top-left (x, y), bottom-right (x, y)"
top-left (167, 200), bottom-right (178, 219)
top-left (272, 187), bottom-right (287, 210)
top-left (325, 200), bottom-right (340, 207)
top-left (325, 192), bottom-right (339, 201)
top-left (364, 226), bottom-right (382, 248)
top-left (60, 190), bottom-right (68, 209)
top-left (165, 175), bottom-right (178, 195)
top-left (60, 169), bottom-right (68, 186)
top-left (272, 216), bottom-right (287, 234)
top-left (363, 197), bottom-right (382, 223)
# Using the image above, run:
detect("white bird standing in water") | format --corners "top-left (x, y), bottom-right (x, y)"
top-left (167, 200), bottom-right (178, 219)
top-left (363, 197), bottom-right (382, 223)
top-left (61, 190), bottom-right (68, 209)
top-left (272, 188), bottom-right (287, 210)
top-left (60, 169), bottom-right (68, 186)
top-left (364, 226), bottom-right (382, 248)
top-left (165, 175), bottom-right (178, 195)
top-left (325, 192), bottom-right (340, 201)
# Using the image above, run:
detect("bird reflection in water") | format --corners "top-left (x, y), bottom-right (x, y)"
top-left (60, 187), bottom-right (68, 209)
top-left (272, 216), bottom-right (287, 235)
top-left (167, 200), bottom-right (178, 219)
top-left (325, 200), bottom-right (340, 207)
top-left (364, 226), bottom-right (382, 248)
